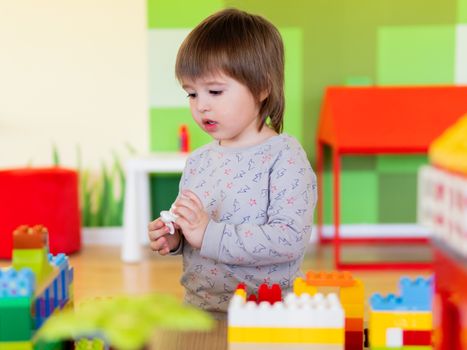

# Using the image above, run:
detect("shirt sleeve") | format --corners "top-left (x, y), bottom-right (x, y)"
top-left (199, 144), bottom-right (317, 266)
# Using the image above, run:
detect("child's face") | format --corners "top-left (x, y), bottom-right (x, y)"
top-left (181, 72), bottom-right (264, 147)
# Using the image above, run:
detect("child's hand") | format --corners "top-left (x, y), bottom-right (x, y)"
top-left (173, 190), bottom-right (209, 249)
top-left (148, 218), bottom-right (181, 255)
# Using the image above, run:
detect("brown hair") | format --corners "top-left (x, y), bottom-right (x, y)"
top-left (175, 8), bottom-right (285, 133)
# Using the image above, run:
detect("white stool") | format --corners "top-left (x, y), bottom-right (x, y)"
top-left (121, 152), bottom-right (188, 263)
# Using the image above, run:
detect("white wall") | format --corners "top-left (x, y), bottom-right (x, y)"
top-left (0, 0), bottom-right (149, 169)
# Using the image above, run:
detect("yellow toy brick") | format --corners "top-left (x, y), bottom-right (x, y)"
top-left (293, 277), bottom-right (317, 296)
top-left (340, 279), bottom-right (364, 304)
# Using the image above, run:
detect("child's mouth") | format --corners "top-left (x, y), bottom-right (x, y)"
top-left (203, 119), bottom-right (218, 131)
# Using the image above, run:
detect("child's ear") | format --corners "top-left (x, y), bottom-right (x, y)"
top-left (259, 89), bottom-right (269, 102)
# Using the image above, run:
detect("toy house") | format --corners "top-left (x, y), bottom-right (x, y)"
top-left (317, 86), bottom-right (467, 269)
top-left (418, 115), bottom-right (467, 350)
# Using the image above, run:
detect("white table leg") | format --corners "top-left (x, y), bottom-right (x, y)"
top-left (122, 168), bottom-right (142, 263)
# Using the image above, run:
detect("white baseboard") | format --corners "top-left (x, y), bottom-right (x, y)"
top-left (83, 224), bottom-right (431, 247)
top-left (319, 224), bottom-right (432, 239)
top-left (82, 227), bottom-right (124, 246)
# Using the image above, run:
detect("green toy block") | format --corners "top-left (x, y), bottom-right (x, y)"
top-left (33, 339), bottom-right (65, 350)
top-left (0, 298), bottom-right (33, 342)
top-left (12, 248), bottom-right (53, 284)
top-left (0, 341), bottom-right (33, 350)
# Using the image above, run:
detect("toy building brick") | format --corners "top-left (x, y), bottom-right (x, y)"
top-left (369, 276), bottom-right (434, 349)
top-left (0, 225), bottom-right (74, 350)
top-left (228, 271), bottom-right (365, 350)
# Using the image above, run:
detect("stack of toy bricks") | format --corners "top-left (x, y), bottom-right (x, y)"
top-left (228, 271), bottom-right (365, 350)
top-left (304, 271), bottom-right (365, 350)
top-left (0, 225), bottom-right (74, 350)
top-left (369, 276), bottom-right (433, 349)
top-left (417, 114), bottom-right (467, 350)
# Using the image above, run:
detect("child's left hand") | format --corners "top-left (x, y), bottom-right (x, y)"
top-left (173, 190), bottom-right (209, 249)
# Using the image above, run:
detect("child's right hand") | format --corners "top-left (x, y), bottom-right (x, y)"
top-left (148, 218), bottom-right (181, 255)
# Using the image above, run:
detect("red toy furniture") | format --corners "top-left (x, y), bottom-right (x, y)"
top-left (0, 167), bottom-right (81, 259)
top-left (316, 86), bottom-right (467, 269)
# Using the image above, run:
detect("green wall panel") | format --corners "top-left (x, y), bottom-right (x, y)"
top-left (460, 0), bottom-right (467, 23)
top-left (150, 174), bottom-right (182, 219)
top-left (147, 0), bottom-right (223, 28)
top-left (323, 168), bottom-right (379, 224)
top-left (377, 25), bottom-right (456, 85)
top-left (149, 108), bottom-right (211, 151)
top-left (341, 171), bottom-right (379, 224)
top-left (376, 155), bottom-right (428, 173)
top-left (282, 27), bottom-right (303, 143)
top-left (342, 156), bottom-right (376, 171)
top-left (378, 173), bottom-right (417, 223)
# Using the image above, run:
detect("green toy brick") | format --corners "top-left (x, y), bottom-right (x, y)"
top-left (0, 297), bottom-right (33, 342)
top-left (0, 341), bottom-right (34, 350)
top-left (33, 339), bottom-right (65, 350)
top-left (12, 249), bottom-right (53, 284)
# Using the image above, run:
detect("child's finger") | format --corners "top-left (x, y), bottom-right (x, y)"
top-left (148, 226), bottom-right (170, 241)
top-left (173, 205), bottom-right (196, 223)
top-left (148, 218), bottom-right (165, 231)
top-left (149, 236), bottom-right (167, 252)
top-left (182, 190), bottom-right (204, 210)
top-left (174, 216), bottom-right (190, 231)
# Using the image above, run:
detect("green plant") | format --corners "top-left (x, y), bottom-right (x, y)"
top-left (50, 144), bottom-right (135, 227)
top-left (77, 146), bottom-right (131, 227)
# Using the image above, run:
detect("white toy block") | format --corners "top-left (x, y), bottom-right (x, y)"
top-left (386, 327), bottom-right (403, 347)
top-left (228, 291), bottom-right (344, 329)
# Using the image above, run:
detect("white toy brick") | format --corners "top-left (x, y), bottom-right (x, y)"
top-left (386, 327), bottom-right (403, 347)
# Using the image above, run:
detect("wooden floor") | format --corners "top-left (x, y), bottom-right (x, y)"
top-left (0, 243), bottom-right (432, 309)
top-left (0, 243), bottom-right (433, 350)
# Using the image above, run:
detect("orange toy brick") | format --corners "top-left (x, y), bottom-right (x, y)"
top-left (306, 271), bottom-right (355, 287)
top-left (13, 225), bottom-right (48, 249)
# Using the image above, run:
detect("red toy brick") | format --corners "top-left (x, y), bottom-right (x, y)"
top-left (344, 330), bottom-right (363, 350)
top-left (403, 330), bottom-right (432, 346)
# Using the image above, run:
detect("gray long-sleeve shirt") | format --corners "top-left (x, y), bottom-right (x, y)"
top-left (172, 133), bottom-right (317, 314)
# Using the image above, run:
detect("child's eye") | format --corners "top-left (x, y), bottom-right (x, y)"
top-left (209, 90), bottom-right (222, 95)
top-left (186, 93), bottom-right (197, 99)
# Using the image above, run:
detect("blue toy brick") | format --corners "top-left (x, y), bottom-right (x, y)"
top-left (48, 253), bottom-right (68, 271)
top-left (52, 277), bottom-right (59, 309)
top-left (370, 276), bottom-right (434, 311)
top-left (399, 276), bottom-right (433, 311)
top-left (370, 293), bottom-right (406, 310)
top-left (0, 268), bottom-right (35, 298)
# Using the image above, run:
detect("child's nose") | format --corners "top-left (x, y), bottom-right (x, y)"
top-left (195, 97), bottom-right (210, 112)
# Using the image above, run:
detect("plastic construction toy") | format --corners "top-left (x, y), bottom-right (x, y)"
top-left (369, 276), bottom-right (433, 349)
top-left (302, 271), bottom-right (365, 350)
top-left (0, 225), bottom-right (74, 350)
top-left (418, 114), bottom-right (467, 350)
top-left (228, 284), bottom-right (345, 349)
top-left (36, 293), bottom-right (214, 350)
top-left (227, 271), bottom-right (365, 350)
